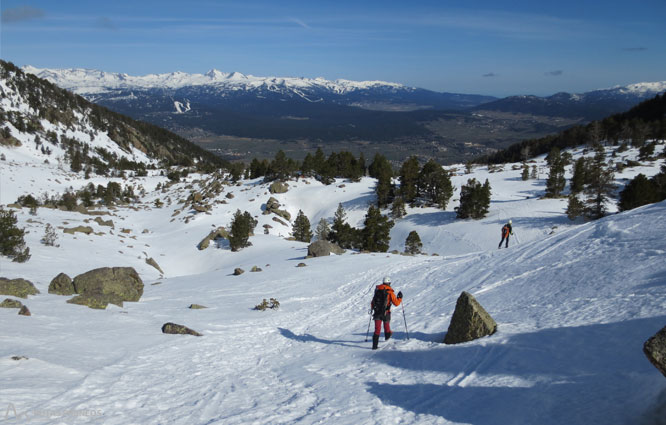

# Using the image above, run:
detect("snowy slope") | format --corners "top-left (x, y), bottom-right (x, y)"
top-left (1, 142), bottom-right (666, 424)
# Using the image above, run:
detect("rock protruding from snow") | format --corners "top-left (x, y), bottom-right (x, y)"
top-left (444, 291), bottom-right (497, 345)
top-left (48, 273), bottom-right (74, 295)
top-left (0, 278), bottom-right (40, 299)
top-left (18, 305), bottom-right (31, 316)
top-left (269, 181), bottom-right (289, 194)
top-left (162, 322), bottom-right (202, 337)
top-left (198, 227), bottom-right (229, 250)
top-left (0, 298), bottom-right (23, 308)
top-left (644, 325), bottom-right (666, 379)
top-left (66, 267), bottom-right (144, 309)
top-left (264, 197), bottom-right (291, 221)
top-left (307, 240), bottom-right (345, 258)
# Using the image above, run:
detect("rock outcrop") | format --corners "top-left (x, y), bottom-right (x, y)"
top-left (48, 273), bottom-right (74, 295)
top-left (198, 227), bottom-right (229, 250)
top-left (66, 267), bottom-right (143, 309)
top-left (307, 240), bottom-right (346, 257)
top-left (0, 298), bottom-right (23, 308)
top-left (161, 322), bottom-right (202, 336)
top-left (269, 181), bottom-right (289, 194)
top-left (644, 325), bottom-right (666, 378)
top-left (0, 278), bottom-right (40, 298)
top-left (18, 305), bottom-right (31, 316)
top-left (145, 258), bottom-right (164, 274)
top-left (263, 197), bottom-right (291, 221)
top-left (63, 226), bottom-right (94, 235)
top-left (444, 291), bottom-right (497, 345)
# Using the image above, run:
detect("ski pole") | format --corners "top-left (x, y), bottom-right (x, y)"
top-left (401, 302), bottom-right (410, 340)
top-left (364, 310), bottom-right (373, 342)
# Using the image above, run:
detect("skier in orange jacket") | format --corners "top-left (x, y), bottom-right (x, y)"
top-left (370, 277), bottom-right (403, 350)
top-left (498, 219), bottom-right (514, 249)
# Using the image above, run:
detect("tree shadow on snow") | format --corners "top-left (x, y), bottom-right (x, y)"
top-left (366, 316), bottom-right (666, 425)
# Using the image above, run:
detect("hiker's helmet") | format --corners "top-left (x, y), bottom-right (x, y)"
top-left (383, 276), bottom-right (391, 285)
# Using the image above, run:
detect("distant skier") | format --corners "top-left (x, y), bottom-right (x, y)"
top-left (370, 277), bottom-right (402, 350)
top-left (498, 220), bottom-right (513, 249)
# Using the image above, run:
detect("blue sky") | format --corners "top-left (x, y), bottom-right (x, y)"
top-left (1, 0), bottom-right (665, 96)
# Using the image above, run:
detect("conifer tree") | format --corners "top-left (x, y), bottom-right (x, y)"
top-left (391, 196), bottom-right (407, 219)
top-left (418, 159), bottom-right (453, 209)
top-left (618, 173), bottom-right (658, 211)
top-left (328, 203), bottom-right (358, 249)
top-left (229, 210), bottom-right (258, 251)
top-left (584, 145), bottom-right (615, 219)
top-left (369, 153), bottom-right (394, 208)
top-left (315, 218), bottom-right (330, 241)
top-left (545, 147), bottom-right (566, 198)
top-left (292, 210), bottom-right (313, 243)
top-left (0, 207), bottom-right (30, 262)
top-left (570, 157), bottom-right (586, 194)
top-left (361, 205), bottom-right (394, 252)
top-left (399, 156), bottom-right (420, 203)
top-left (404, 230), bottom-right (423, 254)
top-left (566, 194), bottom-right (585, 220)
top-left (456, 178), bottom-right (491, 219)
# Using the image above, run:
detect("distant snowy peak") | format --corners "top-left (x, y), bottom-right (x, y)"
top-left (22, 65), bottom-right (408, 95)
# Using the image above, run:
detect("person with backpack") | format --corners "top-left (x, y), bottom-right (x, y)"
top-left (498, 219), bottom-right (514, 249)
top-left (370, 277), bottom-right (403, 350)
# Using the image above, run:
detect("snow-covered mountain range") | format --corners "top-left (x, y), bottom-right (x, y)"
top-left (22, 66), bottom-right (409, 97)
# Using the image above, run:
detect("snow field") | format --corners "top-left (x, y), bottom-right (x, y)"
top-left (0, 142), bottom-right (665, 424)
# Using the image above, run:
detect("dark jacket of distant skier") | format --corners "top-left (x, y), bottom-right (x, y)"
top-left (498, 220), bottom-right (513, 249)
top-left (370, 277), bottom-right (402, 350)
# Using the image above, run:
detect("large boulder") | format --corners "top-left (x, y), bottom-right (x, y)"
top-left (0, 278), bottom-right (40, 298)
top-left (48, 273), bottom-right (74, 295)
top-left (444, 291), bottom-right (497, 345)
top-left (162, 322), bottom-right (202, 336)
top-left (269, 181), bottom-right (289, 194)
top-left (307, 240), bottom-right (346, 257)
top-left (644, 325), bottom-right (666, 378)
top-left (67, 267), bottom-right (143, 309)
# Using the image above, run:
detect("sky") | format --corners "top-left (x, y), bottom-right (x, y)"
top-left (1, 0), bottom-right (665, 97)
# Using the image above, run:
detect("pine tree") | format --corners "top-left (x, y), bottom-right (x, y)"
top-left (456, 178), bottom-right (491, 219)
top-left (545, 147), bottom-right (566, 198)
top-left (328, 203), bottom-right (358, 249)
top-left (584, 145), bottom-right (615, 219)
top-left (315, 218), bottom-right (330, 241)
top-left (405, 231), bottom-right (423, 254)
top-left (229, 210), bottom-right (258, 251)
top-left (292, 210), bottom-right (313, 243)
top-left (570, 157), bottom-right (586, 194)
top-left (361, 205), bottom-right (394, 252)
top-left (369, 153), bottom-right (394, 208)
top-left (0, 207), bottom-right (31, 262)
top-left (399, 156), bottom-right (420, 203)
top-left (391, 196), bottom-right (407, 219)
top-left (530, 165), bottom-right (538, 179)
top-left (618, 174), bottom-right (658, 211)
top-left (566, 194), bottom-right (585, 220)
top-left (418, 159), bottom-right (453, 209)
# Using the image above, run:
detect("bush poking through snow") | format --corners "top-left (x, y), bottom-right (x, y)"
top-left (254, 298), bottom-right (280, 311)
top-left (41, 223), bottom-right (59, 247)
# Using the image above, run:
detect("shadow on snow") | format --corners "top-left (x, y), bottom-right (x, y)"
top-left (366, 316), bottom-right (666, 424)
